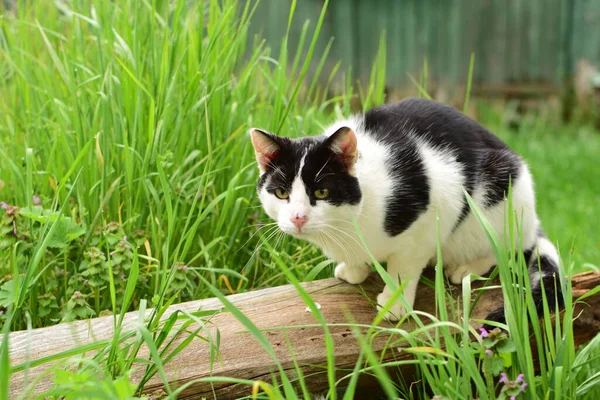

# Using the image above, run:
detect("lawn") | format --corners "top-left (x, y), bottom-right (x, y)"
top-left (0, 0), bottom-right (599, 399)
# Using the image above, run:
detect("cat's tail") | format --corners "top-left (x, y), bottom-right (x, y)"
top-left (483, 230), bottom-right (564, 329)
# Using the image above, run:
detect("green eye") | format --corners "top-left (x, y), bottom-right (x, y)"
top-left (314, 188), bottom-right (329, 199)
top-left (275, 188), bottom-right (289, 199)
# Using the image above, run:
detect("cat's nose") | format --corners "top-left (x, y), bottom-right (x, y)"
top-left (290, 215), bottom-right (308, 229)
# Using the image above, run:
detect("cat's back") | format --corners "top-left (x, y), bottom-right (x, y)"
top-left (364, 98), bottom-right (510, 149)
top-left (356, 98), bottom-right (526, 236)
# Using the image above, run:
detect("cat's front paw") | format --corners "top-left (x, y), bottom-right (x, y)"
top-left (334, 263), bottom-right (369, 284)
top-left (376, 292), bottom-right (407, 321)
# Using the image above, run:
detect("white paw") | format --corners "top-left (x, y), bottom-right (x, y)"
top-left (447, 258), bottom-right (495, 285)
top-left (334, 263), bottom-right (369, 284)
top-left (376, 292), bottom-right (407, 321)
top-left (449, 265), bottom-right (474, 285)
top-left (444, 264), bottom-right (457, 279)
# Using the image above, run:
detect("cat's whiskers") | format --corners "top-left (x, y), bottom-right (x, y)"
top-left (329, 227), bottom-right (364, 261)
top-left (272, 166), bottom-right (286, 180)
top-left (314, 155), bottom-right (333, 183)
top-left (241, 221), bottom-right (279, 232)
top-left (274, 230), bottom-right (285, 249)
top-left (235, 223), bottom-right (280, 253)
top-left (245, 225), bottom-right (282, 262)
top-left (323, 224), bottom-right (364, 250)
top-left (258, 226), bottom-right (282, 247)
top-left (315, 172), bottom-right (335, 184)
top-left (320, 230), bottom-right (349, 263)
top-left (319, 227), bottom-right (355, 265)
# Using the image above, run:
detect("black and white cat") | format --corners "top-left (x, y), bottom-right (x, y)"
top-left (250, 98), bottom-right (562, 324)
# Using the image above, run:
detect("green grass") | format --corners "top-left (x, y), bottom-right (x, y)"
top-left (0, 0), bottom-right (363, 331)
top-left (0, 0), bottom-right (599, 399)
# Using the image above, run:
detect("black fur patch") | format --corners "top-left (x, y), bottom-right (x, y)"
top-left (257, 134), bottom-right (361, 207)
top-left (529, 253), bottom-right (564, 311)
top-left (382, 142), bottom-right (429, 236)
top-left (301, 144), bottom-right (362, 206)
top-left (480, 149), bottom-right (522, 207)
top-left (257, 135), bottom-right (319, 193)
top-left (362, 98), bottom-right (523, 233)
top-left (522, 248), bottom-right (533, 265)
top-left (531, 273), bottom-right (564, 311)
top-left (363, 105), bottom-right (430, 236)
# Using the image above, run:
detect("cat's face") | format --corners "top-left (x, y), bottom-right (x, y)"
top-left (250, 127), bottom-right (362, 240)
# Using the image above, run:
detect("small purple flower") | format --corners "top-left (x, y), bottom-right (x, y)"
top-left (499, 372), bottom-right (528, 399)
top-left (123, 235), bottom-right (128, 241)
top-left (479, 327), bottom-right (489, 338)
top-left (1, 201), bottom-right (7, 209)
top-left (13, 227), bottom-right (17, 235)
top-left (485, 349), bottom-right (493, 357)
top-left (0, 310), bottom-right (4, 315)
top-left (515, 373), bottom-right (528, 389)
top-left (32, 195), bottom-right (41, 206)
top-left (182, 265), bottom-right (188, 272)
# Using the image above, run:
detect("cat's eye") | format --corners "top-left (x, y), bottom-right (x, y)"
top-left (314, 188), bottom-right (329, 199)
top-left (275, 188), bottom-right (289, 199)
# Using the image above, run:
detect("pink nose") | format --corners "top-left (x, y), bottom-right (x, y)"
top-left (291, 215), bottom-right (308, 229)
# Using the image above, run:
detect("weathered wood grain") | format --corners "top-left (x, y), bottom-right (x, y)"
top-left (5, 270), bottom-right (600, 399)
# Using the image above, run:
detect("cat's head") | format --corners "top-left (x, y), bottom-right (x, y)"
top-left (249, 127), bottom-right (362, 239)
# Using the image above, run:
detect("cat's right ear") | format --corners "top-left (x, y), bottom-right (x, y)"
top-left (325, 126), bottom-right (359, 173)
top-left (249, 128), bottom-right (281, 173)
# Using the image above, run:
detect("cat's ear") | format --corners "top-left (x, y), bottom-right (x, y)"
top-left (249, 128), bottom-right (281, 173)
top-left (326, 127), bottom-right (358, 172)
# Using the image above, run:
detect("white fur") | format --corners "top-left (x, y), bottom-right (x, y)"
top-left (258, 119), bottom-right (545, 321)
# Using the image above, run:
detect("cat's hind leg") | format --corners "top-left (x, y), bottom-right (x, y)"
top-left (446, 257), bottom-right (496, 285)
top-left (334, 262), bottom-right (370, 284)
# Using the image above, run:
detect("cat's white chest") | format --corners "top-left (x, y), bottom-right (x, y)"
top-left (314, 132), bottom-right (396, 265)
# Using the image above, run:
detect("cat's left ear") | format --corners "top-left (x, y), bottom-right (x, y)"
top-left (249, 128), bottom-right (281, 174)
top-left (326, 127), bottom-right (358, 172)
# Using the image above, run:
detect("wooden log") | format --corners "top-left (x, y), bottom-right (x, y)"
top-left (5, 270), bottom-right (600, 399)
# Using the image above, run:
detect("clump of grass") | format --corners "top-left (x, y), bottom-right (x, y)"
top-left (0, 0), bottom-right (387, 332)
